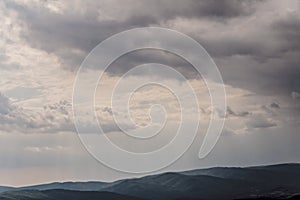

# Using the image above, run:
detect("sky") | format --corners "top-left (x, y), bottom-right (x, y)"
top-left (0, 0), bottom-right (300, 186)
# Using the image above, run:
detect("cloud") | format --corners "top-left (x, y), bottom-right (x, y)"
top-left (2, 0), bottom-right (258, 68)
top-left (269, 102), bottom-right (280, 109)
top-left (165, 1), bottom-right (300, 95)
top-left (44, 100), bottom-right (71, 116)
top-left (0, 90), bottom-right (136, 134)
top-left (2, 0), bottom-right (299, 98)
top-left (226, 106), bottom-right (250, 117)
top-left (292, 91), bottom-right (300, 99)
top-left (246, 115), bottom-right (277, 129)
top-left (101, 106), bottom-right (113, 115)
top-left (0, 92), bottom-right (74, 133)
top-left (0, 93), bottom-right (12, 115)
top-left (221, 128), bottom-right (237, 136)
top-left (0, 0), bottom-right (298, 137)
top-left (0, 92), bottom-right (38, 131)
top-left (0, 0), bottom-right (300, 187)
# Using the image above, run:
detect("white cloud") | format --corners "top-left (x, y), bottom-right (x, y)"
top-left (0, 92), bottom-right (75, 133)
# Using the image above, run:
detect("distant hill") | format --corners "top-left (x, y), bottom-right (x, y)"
top-left (0, 189), bottom-right (145, 200)
top-left (0, 186), bottom-right (15, 193)
top-left (21, 181), bottom-right (109, 191)
top-left (1, 163), bottom-right (300, 200)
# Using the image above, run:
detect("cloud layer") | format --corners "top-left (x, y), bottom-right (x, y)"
top-left (0, 0), bottom-right (299, 186)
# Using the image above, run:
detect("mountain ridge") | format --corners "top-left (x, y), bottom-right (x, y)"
top-left (1, 163), bottom-right (299, 200)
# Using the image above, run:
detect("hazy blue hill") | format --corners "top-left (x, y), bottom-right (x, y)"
top-left (0, 189), bottom-right (145, 200)
top-left (21, 181), bottom-right (109, 191)
top-left (100, 163), bottom-right (300, 200)
top-left (180, 163), bottom-right (300, 193)
top-left (249, 163), bottom-right (300, 176)
top-left (181, 163), bottom-right (300, 180)
top-left (0, 190), bottom-right (49, 200)
top-left (102, 172), bottom-right (255, 199)
top-left (0, 163), bottom-right (299, 199)
top-left (0, 186), bottom-right (15, 193)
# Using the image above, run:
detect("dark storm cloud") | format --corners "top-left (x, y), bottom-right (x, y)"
top-left (4, 0), bottom-right (300, 95)
top-left (4, 1), bottom-right (125, 68)
top-left (272, 13), bottom-right (300, 52)
top-left (202, 4), bottom-right (300, 95)
top-left (106, 49), bottom-right (200, 79)
top-left (135, 0), bottom-right (256, 20)
top-left (3, 0), bottom-right (257, 69)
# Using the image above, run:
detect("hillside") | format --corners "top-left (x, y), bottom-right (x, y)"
top-left (0, 163), bottom-right (299, 200)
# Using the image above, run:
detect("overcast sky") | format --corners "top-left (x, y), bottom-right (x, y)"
top-left (0, 0), bottom-right (300, 186)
